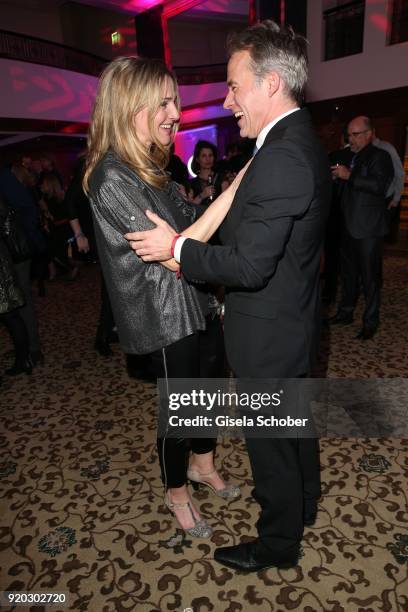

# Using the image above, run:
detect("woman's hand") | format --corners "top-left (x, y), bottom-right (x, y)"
top-left (76, 235), bottom-right (90, 253)
top-left (201, 185), bottom-right (215, 200)
top-left (161, 258), bottom-right (180, 272)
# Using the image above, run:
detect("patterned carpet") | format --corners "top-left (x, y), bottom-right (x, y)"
top-left (0, 254), bottom-right (407, 612)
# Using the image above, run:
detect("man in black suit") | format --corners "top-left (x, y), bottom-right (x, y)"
top-left (127, 21), bottom-right (332, 571)
top-left (330, 116), bottom-right (394, 339)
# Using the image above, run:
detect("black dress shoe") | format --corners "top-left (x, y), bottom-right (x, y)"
top-left (5, 359), bottom-right (33, 376)
top-left (355, 327), bottom-right (377, 340)
top-left (31, 351), bottom-right (45, 367)
top-left (214, 541), bottom-right (299, 572)
top-left (328, 313), bottom-right (353, 325)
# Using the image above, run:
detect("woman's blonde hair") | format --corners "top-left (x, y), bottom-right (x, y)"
top-left (83, 56), bottom-right (180, 193)
top-left (41, 173), bottom-right (65, 201)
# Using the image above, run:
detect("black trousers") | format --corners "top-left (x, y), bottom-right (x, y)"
top-left (245, 436), bottom-right (320, 554)
top-left (199, 314), bottom-right (225, 378)
top-left (235, 373), bottom-right (320, 554)
top-left (338, 231), bottom-right (382, 328)
top-left (1, 308), bottom-right (30, 364)
top-left (149, 332), bottom-right (215, 489)
top-left (14, 260), bottom-right (41, 354)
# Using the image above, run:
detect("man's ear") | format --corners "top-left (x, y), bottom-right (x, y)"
top-left (266, 71), bottom-right (280, 97)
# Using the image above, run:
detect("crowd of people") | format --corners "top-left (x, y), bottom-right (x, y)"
top-left (0, 18), bottom-right (403, 572)
top-left (0, 154), bottom-right (93, 378)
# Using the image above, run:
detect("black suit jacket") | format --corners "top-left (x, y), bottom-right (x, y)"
top-left (341, 143), bottom-right (394, 239)
top-left (181, 109), bottom-right (332, 377)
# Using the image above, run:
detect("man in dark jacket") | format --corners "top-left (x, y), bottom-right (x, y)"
top-left (330, 116), bottom-right (394, 339)
top-left (126, 21), bottom-right (332, 571)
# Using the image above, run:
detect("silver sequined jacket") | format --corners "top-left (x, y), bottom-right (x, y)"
top-left (89, 151), bottom-right (206, 354)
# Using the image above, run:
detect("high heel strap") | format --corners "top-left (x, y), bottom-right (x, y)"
top-left (187, 467), bottom-right (241, 500)
top-left (188, 468), bottom-right (217, 478)
top-left (164, 491), bottom-right (212, 538)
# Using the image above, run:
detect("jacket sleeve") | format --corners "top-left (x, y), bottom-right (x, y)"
top-left (350, 149), bottom-right (394, 197)
top-left (93, 178), bottom-right (158, 234)
top-left (180, 143), bottom-right (314, 289)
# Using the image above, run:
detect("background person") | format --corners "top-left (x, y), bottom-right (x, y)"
top-left (0, 193), bottom-right (32, 376)
top-left (189, 140), bottom-right (222, 206)
top-left (40, 173), bottom-right (79, 281)
top-left (330, 116), bottom-right (394, 340)
top-left (0, 164), bottom-right (45, 366)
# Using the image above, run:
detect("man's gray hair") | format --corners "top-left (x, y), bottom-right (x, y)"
top-left (227, 20), bottom-right (308, 105)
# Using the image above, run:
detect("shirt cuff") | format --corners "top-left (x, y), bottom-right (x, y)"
top-left (174, 236), bottom-right (187, 263)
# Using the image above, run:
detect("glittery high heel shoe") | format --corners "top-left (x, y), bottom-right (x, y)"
top-left (187, 468), bottom-right (241, 500)
top-left (164, 491), bottom-right (212, 538)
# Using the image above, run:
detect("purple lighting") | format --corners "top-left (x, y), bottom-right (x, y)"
top-left (181, 103), bottom-right (230, 126)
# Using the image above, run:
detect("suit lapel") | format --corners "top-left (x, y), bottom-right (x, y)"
top-left (220, 109), bottom-right (312, 245)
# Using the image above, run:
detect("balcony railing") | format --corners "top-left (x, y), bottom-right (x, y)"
top-left (0, 29), bottom-right (227, 85)
top-left (0, 29), bottom-right (107, 76)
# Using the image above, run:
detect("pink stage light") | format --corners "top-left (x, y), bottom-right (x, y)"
top-left (369, 13), bottom-right (389, 33)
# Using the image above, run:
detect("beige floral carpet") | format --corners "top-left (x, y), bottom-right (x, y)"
top-left (0, 254), bottom-right (407, 612)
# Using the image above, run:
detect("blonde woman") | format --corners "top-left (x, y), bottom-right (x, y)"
top-left (83, 56), bottom-right (247, 539)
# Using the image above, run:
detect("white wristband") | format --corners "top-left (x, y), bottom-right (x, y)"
top-left (174, 236), bottom-right (187, 263)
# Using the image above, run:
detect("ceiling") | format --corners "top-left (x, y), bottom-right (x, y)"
top-left (4, 0), bottom-right (247, 17)
top-left (77, 0), bottom-right (248, 17)
top-left (0, 0), bottom-right (247, 147)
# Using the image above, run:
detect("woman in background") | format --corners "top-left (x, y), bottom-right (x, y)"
top-left (189, 140), bottom-right (223, 207)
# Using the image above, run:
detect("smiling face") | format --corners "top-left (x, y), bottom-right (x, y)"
top-left (224, 50), bottom-right (274, 139)
top-left (133, 76), bottom-right (180, 148)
